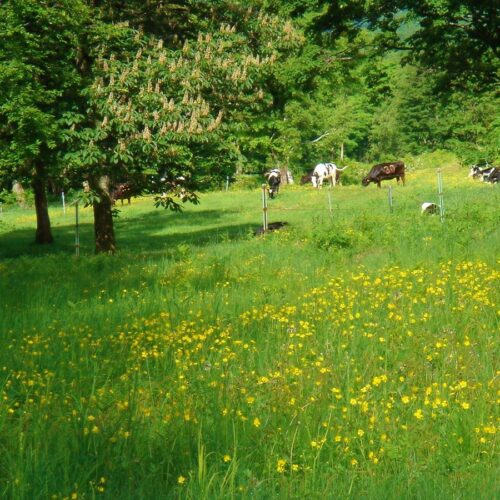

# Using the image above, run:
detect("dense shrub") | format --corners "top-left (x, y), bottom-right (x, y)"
top-left (231, 174), bottom-right (263, 190)
top-left (0, 188), bottom-right (34, 207)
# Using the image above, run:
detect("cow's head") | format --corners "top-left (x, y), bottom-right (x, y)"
top-left (361, 176), bottom-right (371, 186)
top-left (469, 166), bottom-right (480, 178)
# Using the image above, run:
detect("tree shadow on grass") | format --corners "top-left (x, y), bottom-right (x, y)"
top-left (115, 210), bottom-right (257, 254)
top-left (0, 209), bottom-right (259, 260)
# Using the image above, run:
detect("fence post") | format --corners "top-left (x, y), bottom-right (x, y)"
top-left (327, 185), bottom-right (333, 220)
top-left (437, 169), bottom-right (445, 223)
top-left (75, 201), bottom-right (80, 256)
top-left (261, 184), bottom-right (268, 232)
top-left (225, 176), bottom-right (229, 192)
top-left (62, 191), bottom-right (66, 214)
top-left (388, 185), bottom-right (393, 213)
top-left (0, 202), bottom-right (2, 219)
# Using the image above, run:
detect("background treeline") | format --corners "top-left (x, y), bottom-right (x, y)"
top-left (0, 0), bottom-right (498, 251)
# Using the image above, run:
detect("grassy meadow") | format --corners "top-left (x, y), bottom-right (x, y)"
top-left (0, 163), bottom-right (499, 499)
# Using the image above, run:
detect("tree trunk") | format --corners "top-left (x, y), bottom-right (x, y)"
top-left (32, 166), bottom-right (54, 244)
top-left (93, 175), bottom-right (116, 254)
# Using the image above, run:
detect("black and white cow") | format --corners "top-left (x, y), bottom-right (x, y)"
top-left (312, 163), bottom-right (348, 188)
top-left (265, 169), bottom-right (281, 198)
top-left (484, 167), bottom-right (499, 184)
top-left (471, 164), bottom-right (499, 184)
top-left (468, 162), bottom-right (499, 183)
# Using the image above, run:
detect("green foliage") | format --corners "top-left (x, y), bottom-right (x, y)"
top-left (231, 174), bottom-right (262, 190)
top-left (0, 0), bottom-right (87, 183)
top-left (0, 188), bottom-right (34, 207)
top-left (64, 12), bottom-right (303, 212)
top-left (336, 160), bottom-right (369, 185)
top-left (312, 219), bottom-right (373, 252)
top-left (402, 151), bottom-right (459, 171)
top-left (316, 1), bottom-right (499, 87)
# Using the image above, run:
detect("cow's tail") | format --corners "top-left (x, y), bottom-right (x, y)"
top-left (336, 166), bottom-right (349, 171)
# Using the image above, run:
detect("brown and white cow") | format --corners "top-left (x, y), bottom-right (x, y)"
top-left (362, 161), bottom-right (405, 188)
top-left (111, 182), bottom-right (135, 205)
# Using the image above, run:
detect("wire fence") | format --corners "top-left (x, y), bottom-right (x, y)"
top-left (258, 172), bottom-right (456, 228)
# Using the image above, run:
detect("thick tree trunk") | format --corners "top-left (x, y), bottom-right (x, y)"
top-left (32, 166), bottom-right (54, 244)
top-left (93, 175), bottom-right (116, 254)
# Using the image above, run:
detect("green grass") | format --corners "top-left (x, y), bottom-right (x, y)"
top-left (0, 165), bottom-right (499, 499)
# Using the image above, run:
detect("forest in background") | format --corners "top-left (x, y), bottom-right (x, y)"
top-left (0, 0), bottom-right (498, 251)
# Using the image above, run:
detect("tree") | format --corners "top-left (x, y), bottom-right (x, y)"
top-left (64, 13), bottom-right (303, 253)
top-left (0, 0), bottom-right (87, 243)
top-left (315, 1), bottom-right (499, 87)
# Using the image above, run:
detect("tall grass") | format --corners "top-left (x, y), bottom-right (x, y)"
top-left (0, 165), bottom-right (498, 499)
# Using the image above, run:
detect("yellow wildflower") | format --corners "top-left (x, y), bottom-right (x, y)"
top-left (414, 409), bottom-right (424, 420)
top-left (276, 459), bottom-right (286, 473)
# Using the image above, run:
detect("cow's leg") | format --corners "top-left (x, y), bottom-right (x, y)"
top-left (377, 181), bottom-right (381, 188)
top-left (128, 197), bottom-right (131, 204)
top-left (402, 173), bottom-right (405, 186)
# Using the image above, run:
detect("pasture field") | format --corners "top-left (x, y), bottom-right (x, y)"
top-left (0, 164), bottom-right (499, 499)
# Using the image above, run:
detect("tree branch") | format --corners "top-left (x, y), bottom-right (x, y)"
top-left (311, 132), bottom-right (332, 143)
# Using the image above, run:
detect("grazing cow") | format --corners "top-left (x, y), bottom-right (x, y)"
top-left (111, 182), bottom-right (135, 205)
top-left (301, 169), bottom-right (339, 186)
top-left (469, 162), bottom-right (493, 180)
top-left (312, 163), bottom-right (348, 188)
top-left (421, 202), bottom-right (439, 215)
top-left (265, 169), bottom-right (281, 198)
top-left (484, 167), bottom-right (499, 184)
top-left (300, 173), bottom-right (314, 185)
top-left (470, 163), bottom-right (499, 184)
top-left (362, 161), bottom-right (405, 188)
top-left (469, 165), bottom-right (483, 179)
